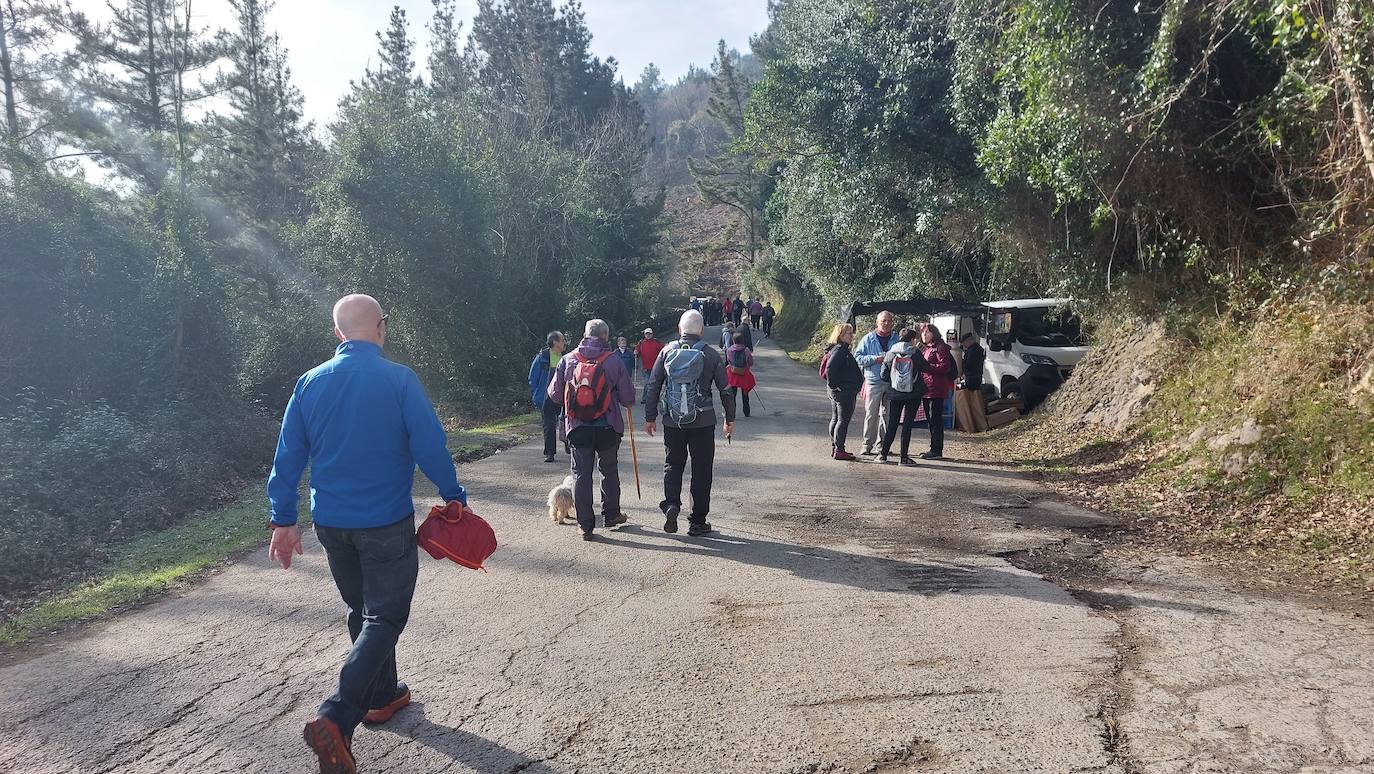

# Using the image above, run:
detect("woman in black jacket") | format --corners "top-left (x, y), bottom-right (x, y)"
top-left (824, 323), bottom-right (864, 460)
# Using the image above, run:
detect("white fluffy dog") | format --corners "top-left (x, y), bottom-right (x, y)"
top-left (547, 475), bottom-right (576, 524)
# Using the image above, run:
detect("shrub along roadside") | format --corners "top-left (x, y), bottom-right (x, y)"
top-left (0, 412), bottom-right (543, 651)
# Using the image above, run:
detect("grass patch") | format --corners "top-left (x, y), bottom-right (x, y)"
top-left (0, 488), bottom-right (308, 649)
top-left (447, 411), bottom-right (540, 461)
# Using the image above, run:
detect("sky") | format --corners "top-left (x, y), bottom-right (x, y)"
top-left (68, 0), bottom-right (770, 125)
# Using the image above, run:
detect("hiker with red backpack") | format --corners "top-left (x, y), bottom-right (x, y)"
top-left (917, 323), bottom-right (957, 460)
top-left (547, 319), bottom-right (636, 541)
top-left (644, 309), bottom-right (736, 537)
top-left (820, 323), bottom-right (863, 460)
top-left (266, 295), bottom-right (471, 774)
top-left (725, 330), bottom-right (757, 418)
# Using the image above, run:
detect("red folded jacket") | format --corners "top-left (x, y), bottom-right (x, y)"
top-left (416, 501), bottom-right (497, 572)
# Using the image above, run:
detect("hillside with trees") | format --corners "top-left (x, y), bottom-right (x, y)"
top-left (0, 0), bottom-right (663, 596)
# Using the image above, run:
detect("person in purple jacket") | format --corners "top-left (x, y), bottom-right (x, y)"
top-left (548, 318), bottom-right (637, 540)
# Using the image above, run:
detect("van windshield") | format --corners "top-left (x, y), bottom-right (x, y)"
top-left (1014, 307), bottom-right (1084, 347)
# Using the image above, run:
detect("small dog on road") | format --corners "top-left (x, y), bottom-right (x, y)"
top-left (548, 475), bottom-right (576, 524)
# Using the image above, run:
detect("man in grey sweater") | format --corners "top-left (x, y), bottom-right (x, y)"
top-left (644, 310), bottom-right (737, 536)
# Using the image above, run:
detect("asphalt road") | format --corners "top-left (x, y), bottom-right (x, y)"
top-left (1, 329), bottom-right (1370, 773)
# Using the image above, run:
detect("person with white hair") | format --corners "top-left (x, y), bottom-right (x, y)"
top-left (644, 309), bottom-right (736, 536)
top-left (547, 318), bottom-right (636, 540)
top-left (266, 294), bottom-right (470, 773)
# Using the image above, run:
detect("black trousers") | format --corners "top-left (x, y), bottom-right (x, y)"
top-left (540, 400), bottom-right (561, 458)
top-left (763, 317), bottom-right (773, 336)
top-left (828, 386), bottom-right (859, 452)
top-left (662, 425), bottom-right (715, 521)
top-left (881, 396), bottom-right (922, 458)
top-left (568, 425), bottom-right (622, 532)
top-left (922, 396), bottom-right (945, 456)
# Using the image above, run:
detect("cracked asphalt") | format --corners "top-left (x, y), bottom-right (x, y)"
top-left (1, 331), bottom-right (1370, 773)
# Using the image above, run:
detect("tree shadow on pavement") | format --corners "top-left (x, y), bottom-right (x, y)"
top-left (597, 525), bottom-right (1222, 616)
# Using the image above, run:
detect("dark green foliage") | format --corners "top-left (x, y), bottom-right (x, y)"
top-left (1, 0), bottom-right (663, 596)
top-left (748, 0), bottom-right (1374, 313)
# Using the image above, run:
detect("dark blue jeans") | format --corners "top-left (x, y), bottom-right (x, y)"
top-left (314, 514), bottom-right (419, 737)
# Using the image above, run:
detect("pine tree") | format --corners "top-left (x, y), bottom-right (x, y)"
top-left (689, 40), bottom-right (766, 264)
top-left (206, 0), bottom-right (317, 227)
top-left (358, 5), bottom-right (420, 115)
top-left (66, 0), bottom-right (221, 188)
top-left (427, 0), bottom-right (472, 105)
top-left (0, 1), bottom-right (61, 141)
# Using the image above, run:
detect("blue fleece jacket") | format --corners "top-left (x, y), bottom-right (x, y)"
top-left (267, 340), bottom-right (466, 528)
top-left (854, 330), bottom-right (895, 384)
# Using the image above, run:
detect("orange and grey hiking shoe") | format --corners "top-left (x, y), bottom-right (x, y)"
top-left (362, 683), bottom-right (411, 725)
top-left (303, 716), bottom-right (356, 774)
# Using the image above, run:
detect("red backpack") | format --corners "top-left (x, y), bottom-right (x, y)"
top-left (564, 351), bottom-right (614, 423)
top-left (818, 348), bottom-right (833, 381)
top-left (417, 501), bottom-right (497, 571)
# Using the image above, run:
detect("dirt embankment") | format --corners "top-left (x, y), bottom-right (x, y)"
top-left (981, 306), bottom-right (1374, 596)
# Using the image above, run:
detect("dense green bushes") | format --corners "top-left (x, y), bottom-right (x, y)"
top-left (0, 0), bottom-right (666, 597)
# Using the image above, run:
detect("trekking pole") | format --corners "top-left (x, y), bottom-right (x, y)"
top-left (626, 404), bottom-right (642, 500)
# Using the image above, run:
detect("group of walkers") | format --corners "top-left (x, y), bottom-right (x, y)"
top-left (821, 310), bottom-right (985, 465)
top-left (528, 311), bottom-right (738, 542)
top-left (690, 295), bottom-right (776, 336)
top-left (266, 297), bottom-right (744, 774)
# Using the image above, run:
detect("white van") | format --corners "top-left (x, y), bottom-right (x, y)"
top-left (932, 298), bottom-right (1089, 405)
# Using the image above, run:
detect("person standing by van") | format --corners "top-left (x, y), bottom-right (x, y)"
top-left (878, 329), bottom-right (926, 464)
top-left (918, 323), bottom-right (955, 460)
top-left (959, 332), bottom-right (985, 394)
top-left (854, 311), bottom-right (896, 455)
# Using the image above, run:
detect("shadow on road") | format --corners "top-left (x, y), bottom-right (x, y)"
top-left (596, 525), bottom-right (1221, 616)
top-left (391, 703), bottom-right (535, 773)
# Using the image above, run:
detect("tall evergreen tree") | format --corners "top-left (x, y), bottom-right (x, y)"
top-left (65, 0), bottom-right (221, 187)
top-left (0, 0), bottom-right (60, 142)
top-left (356, 5), bottom-right (421, 116)
top-left (427, 0), bottom-right (472, 105)
top-left (205, 0), bottom-right (317, 227)
top-left (689, 40), bottom-right (767, 264)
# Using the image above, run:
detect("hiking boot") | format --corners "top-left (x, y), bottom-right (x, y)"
top-left (605, 512), bottom-right (628, 528)
top-left (833, 450), bottom-right (856, 461)
top-left (900, 456), bottom-right (918, 466)
top-left (661, 502), bottom-right (680, 534)
top-left (543, 455), bottom-right (556, 463)
top-left (920, 451), bottom-right (942, 460)
top-left (860, 447), bottom-right (877, 456)
top-left (877, 453), bottom-right (889, 463)
top-left (363, 683), bottom-right (411, 725)
top-left (580, 530), bottom-right (596, 541)
top-left (303, 717), bottom-right (356, 774)
top-left (687, 521), bottom-right (714, 537)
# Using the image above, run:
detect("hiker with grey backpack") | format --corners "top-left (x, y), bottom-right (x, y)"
top-left (644, 309), bottom-right (737, 536)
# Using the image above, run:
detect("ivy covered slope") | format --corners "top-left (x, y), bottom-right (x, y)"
top-left (738, 1), bottom-right (1373, 579)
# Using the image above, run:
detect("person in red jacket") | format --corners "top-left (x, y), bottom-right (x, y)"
top-left (636, 328), bottom-right (665, 404)
top-left (918, 323), bottom-right (954, 460)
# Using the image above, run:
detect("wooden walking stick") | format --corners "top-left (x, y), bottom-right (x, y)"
top-left (626, 404), bottom-right (642, 500)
